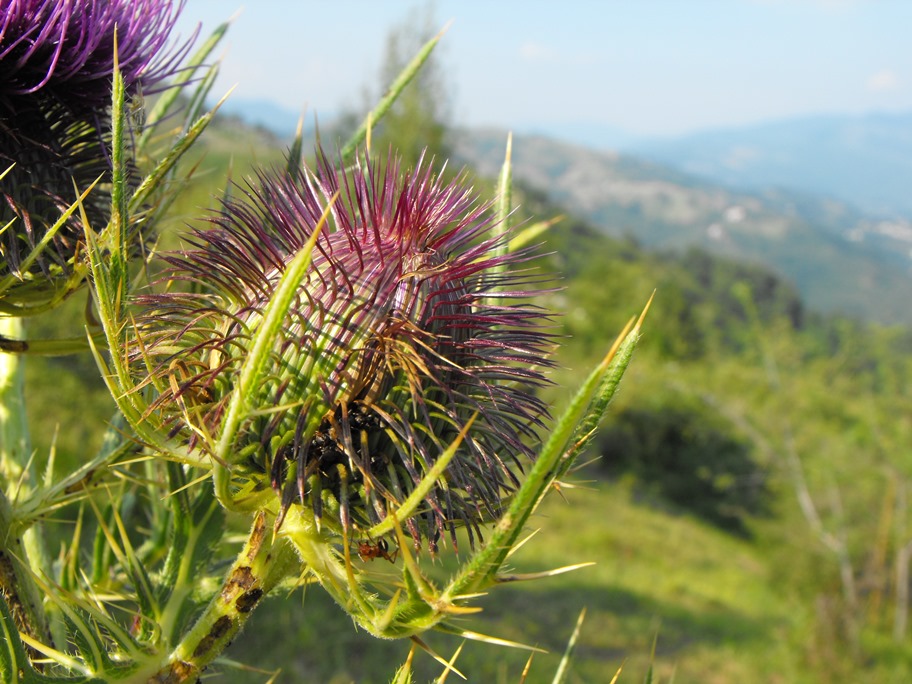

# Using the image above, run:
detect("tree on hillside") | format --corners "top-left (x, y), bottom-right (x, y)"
top-left (339, 3), bottom-right (452, 167)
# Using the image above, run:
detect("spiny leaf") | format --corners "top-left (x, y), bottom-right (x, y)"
top-left (389, 644), bottom-right (416, 684)
top-left (508, 215), bottom-right (562, 253)
top-left (31, 570), bottom-right (145, 678)
top-left (445, 297), bottom-right (649, 596)
top-left (0, 176), bottom-right (102, 298)
top-left (551, 607), bottom-right (586, 684)
top-left (286, 114), bottom-right (307, 176)
top-left (16, 418), bottom-right (139, 526)
top-left (139, 17), bottom-right (232, 149)
top-left (129, 88), bottom-right (233, 214)
top-left (158, 463), bottom-right (226, 644)
top-left (214, 193), bottom-right (335, 485)
top-left (558, 291), bottom-right (654, 480)
top-left (643, 631), bottom-right (659, 684)
top-left (495, 132), bottom-right (513, 231)
top-left (367, 413), bottom-right (476, 538)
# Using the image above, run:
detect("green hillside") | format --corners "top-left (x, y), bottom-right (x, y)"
top-left (21, 116), bottom-right (912, 683)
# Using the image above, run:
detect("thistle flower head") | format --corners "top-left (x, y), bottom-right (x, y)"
top-left (0, 0), bottom-right (193, 301)
top-left (136, 150), bottom-right (554, 551)
top-left (1, 0), bottom-right (189, 111)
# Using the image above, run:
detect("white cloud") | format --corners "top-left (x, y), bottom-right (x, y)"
top-left (518, 42), bottom-right (597, 67)
top-left (867, 69), bottom-right (899, 92)
top-left (519, 42), bottom-right (558, 62)
top-left (746, 0), bottom-right (862, 11)
top-left (813, 0), bottom-right (861, 9)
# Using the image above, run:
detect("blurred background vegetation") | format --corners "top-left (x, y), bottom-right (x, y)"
top-left (20, 8), bottom-right (912, 684)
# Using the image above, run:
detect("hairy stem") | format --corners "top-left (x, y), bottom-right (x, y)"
top-left (0, 316), bottom-right (52, 654)
top-left (146, 511), bottom-right (297, 683)
top-left (0, 317), bottom-right (29, 488)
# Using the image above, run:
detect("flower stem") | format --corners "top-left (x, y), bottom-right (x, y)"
top-left (148, 511), bottom-right (297, 683)
top-left (0, 316), bottom-right (52, 654)
top-left (0, 317), bottom-right (29, 486)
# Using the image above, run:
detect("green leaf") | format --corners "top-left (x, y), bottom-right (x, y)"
top-left (15, 415), bottom-right (138, 527)
top-left (213, 194), bottom-right (334, 506)
top-left (89, 502), bottom-right (116, 586)
top-left (389, 657), bottom-right (414, 684)
top-left (643, 631), bottom-right (659, 684)
top-left (286, 115), bottom-right (307, 176)
top-left (366, 414), bottom-right (474, 538)
top-left (31, 570), bottom-right (144, 680)
top-left (62, 609), bottom-right (105, 674)
top-left (157, 463), bottom-right (226, 644)
top-left (495, 133), bottom-right (513, 234)
top-left (110, 36), bottom-right (128, 267)
top-left (508, 215), bottom-right (561, 253)
top-left (0, 177), bottom-right (101, 302)
top-left (128, 90), bottom-right (230, 214)
top-left (551, 607), bottom-right (586, 684)
top-left (560, 291), bottom-right (654, 478)
top-left (485, 135), bottom-right (513, 307)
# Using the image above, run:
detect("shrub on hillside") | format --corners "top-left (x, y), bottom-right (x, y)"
top-left (597, 395), bottom-right (770, 535)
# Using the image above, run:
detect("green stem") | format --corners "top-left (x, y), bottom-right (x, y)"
top-left (281, 509), bottom-right (350, 596)
top-left (145, 511), bottom-right (297, 683)
top-left (0, 317), bottom-right (29, 484)
top-left (0, 491), bottom-right (52, 661)
top-left (0, 333), bottom-right (106, 356)
top-left (0, 316), bottom-right (52, 653)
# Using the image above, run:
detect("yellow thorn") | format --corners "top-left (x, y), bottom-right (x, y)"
top-left (634, 289), bottom-right (657, 332)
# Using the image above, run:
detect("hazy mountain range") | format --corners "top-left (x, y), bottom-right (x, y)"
top-left (449, 129), bottom-right (912, 325)
top-left (489, 112), bottom-right (912, 219)
top-left (224, 98), bottom-right (912, 219)
top-left (624, 111), bottom-right (912, 218)
top-left (219, 97), bottom-right (912, 324)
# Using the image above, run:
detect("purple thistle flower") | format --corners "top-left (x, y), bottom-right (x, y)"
top-left (136, 151), bottom-right (555, 552)
top-left (0, 0), bottom-right (193, 290)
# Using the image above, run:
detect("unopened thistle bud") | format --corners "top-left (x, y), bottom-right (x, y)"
top-left (135, 150), bottom-right (554, 552)
top-left (0, 0), bottom-right (193, 302)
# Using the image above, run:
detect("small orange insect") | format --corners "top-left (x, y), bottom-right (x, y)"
top-left (357, 538), bottom-right (398, 563)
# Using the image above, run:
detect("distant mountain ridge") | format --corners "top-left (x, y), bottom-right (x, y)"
top-left (208, 99), bottom-right (912, 325)
top-left (450, 128), bottom-right (912, 325)
top-left (221, 98), bottom-right (912, 218)
top-left (219, 98), bottom-right (330, 138)
top-left (622, 111), bottom-right (912, 218)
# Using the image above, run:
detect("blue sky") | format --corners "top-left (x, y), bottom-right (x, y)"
top-left (173, 0), bottom-right (912, 137)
